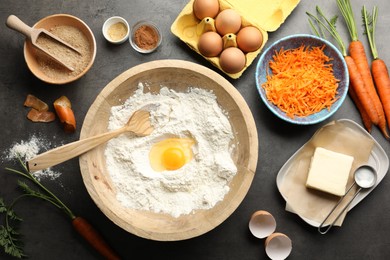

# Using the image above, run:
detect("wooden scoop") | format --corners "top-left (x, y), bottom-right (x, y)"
top-left (6, 15), bottom-right (80, 71)
top-left (27, 110), bottom-right (154, 172)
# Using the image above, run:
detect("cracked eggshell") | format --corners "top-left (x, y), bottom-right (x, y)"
top-left (248, 210), bottom-right (276, 239)
top-left (265, 232), bottom-right (292, 260)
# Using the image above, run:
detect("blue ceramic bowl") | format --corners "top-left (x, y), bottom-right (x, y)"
top-left (255, 34), bottom-right (349, 125)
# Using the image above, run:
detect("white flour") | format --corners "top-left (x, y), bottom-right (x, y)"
top-left (3, 135), bottom-right (62, 181)
top-left (105, 83), bottom-right (237, 217)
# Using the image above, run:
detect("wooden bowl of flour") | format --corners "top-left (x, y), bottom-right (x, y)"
top-left (79, 59), bottom-right (258, 241)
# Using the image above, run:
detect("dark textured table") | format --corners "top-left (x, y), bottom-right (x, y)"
top-left (1, 0), bottom-right (389, 259)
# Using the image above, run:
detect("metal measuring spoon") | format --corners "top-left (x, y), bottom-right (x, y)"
top-left (318, 165), bottom-right (377, 234)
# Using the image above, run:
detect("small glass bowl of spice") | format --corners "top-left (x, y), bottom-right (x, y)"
top-left (130, 20), bottom-right (162, 53)
top-left (102, 16), bottom-right (130, 44)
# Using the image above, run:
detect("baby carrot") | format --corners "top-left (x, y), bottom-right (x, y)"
top-left (363, 6), bottom-right (390, 134)
top-left (72, 217), bottom-right (121, 260)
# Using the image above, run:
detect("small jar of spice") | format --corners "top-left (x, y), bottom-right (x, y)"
top-left (103, 16), bottom-right (130, 44)
top-left (130, 21), bottom-right (162, 53)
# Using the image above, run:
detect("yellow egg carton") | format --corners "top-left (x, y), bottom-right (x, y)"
top-left (171, 0), bottom-right (301, 79)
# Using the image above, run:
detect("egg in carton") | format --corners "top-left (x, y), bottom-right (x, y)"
top-left (171, 0), bottom-right (301, 79)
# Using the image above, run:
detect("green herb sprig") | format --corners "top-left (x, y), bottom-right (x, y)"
top-left (0, 156), bottom-right (75, 258)
top-left (0, 197), bottom-right (24, 258)
top-left (0, 156), bottom-right (120, 260)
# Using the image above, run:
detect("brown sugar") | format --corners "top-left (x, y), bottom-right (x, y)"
top-left (35, 25), bottom-right (92, 81)
top-left (133, 25), bottom-right (159, 50)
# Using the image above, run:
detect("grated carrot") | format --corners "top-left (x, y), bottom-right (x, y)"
top-left (262, 45), bottom-right (340, 119)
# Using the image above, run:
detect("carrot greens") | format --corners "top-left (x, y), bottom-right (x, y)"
top-left (0, 157), bottom-right (120, 259)
top-left (362, 5), bottom-right (378, 60)
top-left (336, 0), bottom-right (358, 41)
top-left (0, 157), bottom-right (74, 258)
top-left (0, 196), bottom-right (25, 258)
top-left (306, 6), bottom-right (374, 132)
top-left (306, 6), bottom-right (346, 56)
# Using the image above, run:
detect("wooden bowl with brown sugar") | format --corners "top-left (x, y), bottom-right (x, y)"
top-left (79, 60), bottom-right (258, 241)
top-left (23, 14), bottom-right (96, 85)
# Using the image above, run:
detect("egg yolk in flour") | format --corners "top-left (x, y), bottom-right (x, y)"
top-left (149, 138), bottom-right (195, 171)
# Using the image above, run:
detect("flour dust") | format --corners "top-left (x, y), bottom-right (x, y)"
top-left (3, 135), bottom-right (62, 181)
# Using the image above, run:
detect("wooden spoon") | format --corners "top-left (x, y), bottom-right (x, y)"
top-left (6, 15), bottom-right (81, 71)
top-left (27, 110), bottom-right (154, 172)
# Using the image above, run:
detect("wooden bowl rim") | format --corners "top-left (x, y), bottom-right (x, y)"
top-left (79, 59), bottom-right (258, 241)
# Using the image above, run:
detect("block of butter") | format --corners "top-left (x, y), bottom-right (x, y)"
top-left (306, 147), bottom-right (354, 196)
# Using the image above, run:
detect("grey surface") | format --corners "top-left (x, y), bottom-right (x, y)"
top-left (0, 0), bottom-right (389, 259)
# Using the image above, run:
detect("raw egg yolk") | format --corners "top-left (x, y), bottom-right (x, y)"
top-left (162, 147), bottom-right (186, 170)
top-left (149, 138), bottom-right (195, 172)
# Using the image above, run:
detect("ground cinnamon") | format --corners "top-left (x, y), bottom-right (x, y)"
top-left (133, 25), bottom-right (159, 50)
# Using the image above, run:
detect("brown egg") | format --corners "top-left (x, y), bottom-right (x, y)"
top-left (215, 9), bottom-right (241, 36)
top-left (237, 26), bottom-right (263, 53)
top-left (198, 31), bottom-right (223, 57)
top-left (219, 47), bottom-right (246, 74)
top-left (193, 0), bottom-right (220, 20)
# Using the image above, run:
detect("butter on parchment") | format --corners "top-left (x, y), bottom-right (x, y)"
top-left (306, 147), bottom-right (354, 196)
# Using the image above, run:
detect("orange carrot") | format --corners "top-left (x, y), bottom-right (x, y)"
top-left (307, 7), bottom-right (375, 132)
top-left (337, 0), bottom-right (388, 138)
top-left (348, 41), bottom-right (387, 136)
top-left (372, 59), bottom-right (390, 129)
top-left (344, 55), bottom-right (378, 126)
top-left (262, 45), bottom-right (339, 119)
top-left (363, 5), bottom-right (390, 135)
top-left (72, 216), bottom-right (121, 260)
top-left (53, 96), bottom-right (76, 133)
top-left (347, 81), bottom-right (372, 132)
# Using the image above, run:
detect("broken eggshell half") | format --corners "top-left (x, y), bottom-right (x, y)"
top-left (249, 210), bottom-right (276, 239)
top-left (264, 232), bottom-right (292, 260)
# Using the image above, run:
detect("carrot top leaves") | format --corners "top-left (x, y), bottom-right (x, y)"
top-left (0, 197), bottom-right (25, 258)
top-left (0, 157), bottom-right (75, 258)
top-left (336, 0), bottom-right (359, 41)
top-left (307, 6), bottom-right (347, 57)
top-left (362, 5), bottom-right (379, 60)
